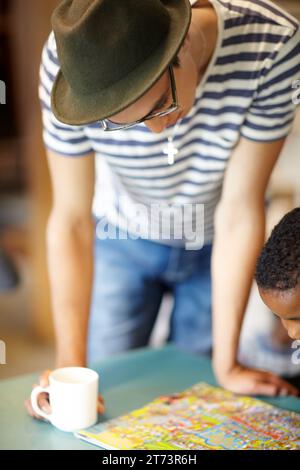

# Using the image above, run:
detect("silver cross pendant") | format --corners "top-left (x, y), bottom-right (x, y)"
top-left (163, 137), bottom-right (179, 165)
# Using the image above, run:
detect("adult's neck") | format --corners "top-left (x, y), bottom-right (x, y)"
top-left (190, 0), bottom-right (219, 82)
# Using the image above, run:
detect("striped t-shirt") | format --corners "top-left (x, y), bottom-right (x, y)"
top-left (39, 0), bottom-right (300, 249)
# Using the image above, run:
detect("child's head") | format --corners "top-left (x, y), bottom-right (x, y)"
top-left (255, 208), bottom-right (300, 340)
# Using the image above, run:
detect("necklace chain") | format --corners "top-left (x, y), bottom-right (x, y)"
top-left (162, 24), bottom-right (207, 165)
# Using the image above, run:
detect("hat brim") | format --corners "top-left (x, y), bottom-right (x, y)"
top-left (51, 0), bottom-right (191, 126)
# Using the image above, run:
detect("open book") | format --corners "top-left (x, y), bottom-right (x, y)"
top-left (75, 382), bottom-right (300, 450)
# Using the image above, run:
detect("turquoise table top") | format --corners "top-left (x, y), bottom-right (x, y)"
top-left (0, 344), bottom-right (300, 450)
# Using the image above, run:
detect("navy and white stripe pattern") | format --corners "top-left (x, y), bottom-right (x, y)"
top-left (39, 0), bottom-right (300, 246)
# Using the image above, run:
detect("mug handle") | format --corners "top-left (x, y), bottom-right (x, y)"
top-left (30, 386), bottom-right (52, 422)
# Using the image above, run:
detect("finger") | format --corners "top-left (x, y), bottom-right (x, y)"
top-left (265, 374), bottom-right (299, 397)
top-left (278, 383), bottom-right (298, 397)
top-left (38, 394), bottom-right (51, 414)
top-left (25, 397), bottom-right (43, 420)
top-left (254, 382), bottom-right (280, 396)
top-left (97, 402), bottom-right (105, 414)
top-left (24, 399), bottom-right (35, 418)
top-left (24, 399), bottom-right (47, 421)
top-left (98, 394), bottom-right (105, 404)
top-left (28, 383), bottom-right (51, 417)
top-left (39, 370), bottom-right (52, 387)
top-left (97, 398), bottom-right (104, 408)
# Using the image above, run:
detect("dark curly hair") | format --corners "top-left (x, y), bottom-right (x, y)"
top-left (255, 208), bottom-right (300, 291)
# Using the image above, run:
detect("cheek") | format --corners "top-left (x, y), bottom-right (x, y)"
top-left (177, 70), bottom-right (198, 111)
top-left (178, 85), bottom-right (197, 116)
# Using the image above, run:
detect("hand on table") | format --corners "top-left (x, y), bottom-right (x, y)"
top-left (217, 363), bottom-right (299, 397)
top-left (24, 369), bottom-right (105, 421)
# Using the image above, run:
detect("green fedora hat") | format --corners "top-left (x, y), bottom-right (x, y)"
top-left (51, 0), bottom-right (192, 126)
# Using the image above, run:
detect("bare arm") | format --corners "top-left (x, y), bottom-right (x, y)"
top-left (212, 136), bottom-right (298, 396)
top-left (25, 150), bottom-right (106, 419)
top-left (46, 149), bottom-right (95, 367)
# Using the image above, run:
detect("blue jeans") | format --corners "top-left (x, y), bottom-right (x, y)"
top-left (87, 221), bottom-right (212, 363)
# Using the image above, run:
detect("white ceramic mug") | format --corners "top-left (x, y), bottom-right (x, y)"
top-left (31, 367), bottom-right (99, 432)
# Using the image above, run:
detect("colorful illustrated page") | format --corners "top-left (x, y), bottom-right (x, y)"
top-left (76, 383), bottom-right (300, 450)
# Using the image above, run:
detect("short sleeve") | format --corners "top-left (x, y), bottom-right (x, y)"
top-left (240, 26), bottom-right (300, 142)
top-left (39, 32), bottom-right (93, 157)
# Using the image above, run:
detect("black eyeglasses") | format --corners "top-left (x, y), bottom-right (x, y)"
top-left (99, 65), bottom-right (178, 132)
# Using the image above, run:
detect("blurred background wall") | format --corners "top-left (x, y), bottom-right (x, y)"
top-left (0, 0), bottom-right (299, 379)
top-left (0, 0), bottom-right (58, 377)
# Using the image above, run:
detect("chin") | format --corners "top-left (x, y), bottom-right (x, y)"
top-left (288, 331), bottom-right (300, 340)
top-left (167, 112), bottom-right (184, 128)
